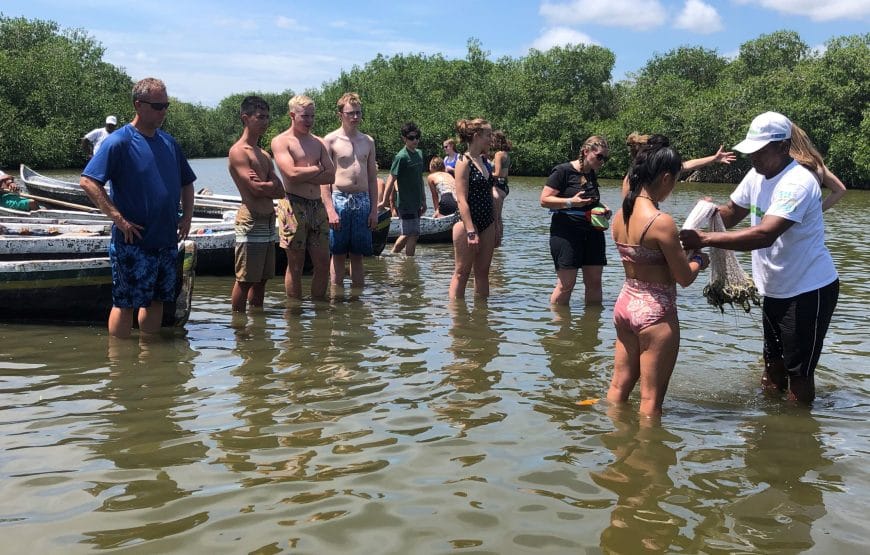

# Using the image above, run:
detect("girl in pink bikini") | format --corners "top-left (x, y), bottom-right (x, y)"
top-left (608, 136), bottom-right (710, 416)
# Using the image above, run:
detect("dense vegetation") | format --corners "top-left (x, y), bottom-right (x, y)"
top-left (1, 15), bottom-right (867, 186)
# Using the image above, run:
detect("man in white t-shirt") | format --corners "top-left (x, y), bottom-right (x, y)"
top-left (680, 112), bottom-right (839, 404)
top-left (81, 115), bottom-right (118, 160)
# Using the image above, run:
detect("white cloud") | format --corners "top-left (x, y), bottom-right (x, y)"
top-left (539, 0), bottom-right (668, 30)
top-left (733, 0), bottom-right (870, 21)
top-left (675, 0), bottom-right (723, 34)
top-left (531, 27), bottom-right (598, 50)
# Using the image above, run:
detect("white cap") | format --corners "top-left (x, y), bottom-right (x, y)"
top-left (0, 170), bottom-right (9, 181)
top-left (733, 111), bottom-right (792, 154)
top-left (106, 115), bottom-right (118, 125)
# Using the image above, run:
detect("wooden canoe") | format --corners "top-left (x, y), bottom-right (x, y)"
top-left (0, 240), bottom-right (196, 326)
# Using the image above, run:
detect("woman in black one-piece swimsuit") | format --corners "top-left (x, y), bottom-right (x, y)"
top-left (450, 118), bottom-right (496, 300)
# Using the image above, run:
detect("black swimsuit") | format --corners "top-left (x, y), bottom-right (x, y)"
top-left (467, 158), bottom-right (494, 233)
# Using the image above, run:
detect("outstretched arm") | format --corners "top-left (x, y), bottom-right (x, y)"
top-left (681, 145), bottom-right (736, 173)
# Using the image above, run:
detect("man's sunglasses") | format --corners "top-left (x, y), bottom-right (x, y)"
top-left (595, 153), bottom-right (609, 162)
top-left (139, 100), bottom-right (170, 111)
top-left (405, 134), bottom-right (420, 141)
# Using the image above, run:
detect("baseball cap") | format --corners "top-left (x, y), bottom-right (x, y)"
top-left (733, 111), bottom-right (792, 154)
top-left (106, 115), bottom-right (118, 125)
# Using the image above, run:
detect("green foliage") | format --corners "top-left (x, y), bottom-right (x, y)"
top-left (0, 15), bottom-right (131, 168)
top-left (1, 16), bottom-right (867, 188)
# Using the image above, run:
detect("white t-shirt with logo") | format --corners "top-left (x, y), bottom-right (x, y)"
top-left (84, 127), bottom-right (111, 155)
top-left (730, 159), bottom-right (837, 299)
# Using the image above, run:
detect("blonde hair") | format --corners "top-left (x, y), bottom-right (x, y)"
top-left (288, 94), bottom-right (315, 113)
top-left (336, 92), bottom-right (361, 111)
top-left (455, 118), bottom-right (490, 145)
top-left (789, 124), bottom-right (823, 181)
top-left (578, 135), bottom-right (609, 172)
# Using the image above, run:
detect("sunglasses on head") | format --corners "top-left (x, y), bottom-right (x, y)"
top-left (139, 100), bottom-right (170, 111)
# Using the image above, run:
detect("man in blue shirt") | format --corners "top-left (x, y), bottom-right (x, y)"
top-left (80, 77), bottom-right (195, 338)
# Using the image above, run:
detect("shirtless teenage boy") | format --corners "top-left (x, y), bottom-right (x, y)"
top-left (271, 95), bottom-right (337, 299)
top-left (323, 92), bottom-right (378, 287)
top-left (227, 95), bottom-right (285, 311)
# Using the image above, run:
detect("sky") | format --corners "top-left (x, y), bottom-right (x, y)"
top-left (4, 0), bottom-right (869, 106)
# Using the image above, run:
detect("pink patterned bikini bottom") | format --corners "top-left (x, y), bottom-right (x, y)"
top-left (613, 278), bottom-right (677, 334)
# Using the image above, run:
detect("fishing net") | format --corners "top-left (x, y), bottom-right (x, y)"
top-left (682, 200), bottom-right (761, 313)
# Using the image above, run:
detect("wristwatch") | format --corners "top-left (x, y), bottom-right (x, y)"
top-left (467, 231), bottom-right (477, 239)
top-left (691, 254), bottom-right (704, 267)
top-left (565, 199), bottom-right (573, 209)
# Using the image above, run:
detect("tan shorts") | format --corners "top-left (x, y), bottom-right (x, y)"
top-left (276, 194), bottom-right (328, 251)
top-left (234, 204), bottom-right (277, 282)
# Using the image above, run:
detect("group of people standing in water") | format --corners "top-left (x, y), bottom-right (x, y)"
top-left (371, 109), bottom-right (842, 416)
top-left (79, 77), bottom-right (843, 417)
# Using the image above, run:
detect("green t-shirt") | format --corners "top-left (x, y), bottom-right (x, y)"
top-left (390, 146), bottom-right (424, 212)
top-left (1, 193), bottom-right (32, 211)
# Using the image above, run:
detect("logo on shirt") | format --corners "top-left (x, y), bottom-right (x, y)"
top-left (770, 190), bottom-right (798, 215)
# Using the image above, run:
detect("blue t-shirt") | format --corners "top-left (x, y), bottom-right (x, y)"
top-left (83, 124), bottom-right (196, 249)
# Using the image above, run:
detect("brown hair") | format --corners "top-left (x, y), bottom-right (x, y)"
top-left (429, 156), bottom-right (446, 172)
top-left (491, 130), bottom-right (512, 152)
top-left (131, 77), bottom-right (166, 102)
top-left (455, 118), bottom-right (490, 145)
top-left (336, 92), bottom-right (361, 112)
top-left (626, 132), bottom-right (650, 160)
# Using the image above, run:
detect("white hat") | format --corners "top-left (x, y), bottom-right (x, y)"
top-left (0, 170), bottom-right (9, 181)
top-left (733, 111), bottom-right (792, 154)
top-left (106, 115), bottom-right (118, 125)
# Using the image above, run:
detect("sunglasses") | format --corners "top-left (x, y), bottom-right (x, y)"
top-left (341, 110), bottom-right (363, 118)
top-left (405, 134), bottom-right (420, 141)
top-left (139, 100), bottom-right (170, 111)
top-left (595, 153), bottom-right (609, 162)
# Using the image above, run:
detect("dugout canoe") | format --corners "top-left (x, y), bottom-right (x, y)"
top-left (0, 220), bottom-right (236, 276)
top-left (20, 164), bottom-right (240, 219)
top-left (0, 240), bottom-right (196, 326)
top-left (387, 212), bottom-right (458, 244)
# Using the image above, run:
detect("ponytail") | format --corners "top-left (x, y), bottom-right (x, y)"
top-left (622, 134), bottom-right (682, 224)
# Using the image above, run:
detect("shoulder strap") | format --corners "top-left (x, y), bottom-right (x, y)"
top-left (637, 212), bottom-right (662, 244)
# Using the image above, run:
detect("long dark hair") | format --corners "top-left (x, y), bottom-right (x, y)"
top-left (622, 134), bottom-right (682, 224)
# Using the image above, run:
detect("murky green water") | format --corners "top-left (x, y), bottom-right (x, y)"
top-left (1, 159), bottom-right (867, 553)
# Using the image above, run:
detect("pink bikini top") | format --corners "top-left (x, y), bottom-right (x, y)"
top-left (615, 212), bottom-right (668, 266)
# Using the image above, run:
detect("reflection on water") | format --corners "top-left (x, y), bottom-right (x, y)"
top-left (1, 168), bottom-right (868, 553)
top-left (592, 406), bottom-right (683, 553)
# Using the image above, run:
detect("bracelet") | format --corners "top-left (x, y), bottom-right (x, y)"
top-left (565, 199), bottom-right (573, 209)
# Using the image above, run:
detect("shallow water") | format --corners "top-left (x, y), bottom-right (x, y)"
top-left (1, 159), bottom-right (868, 553)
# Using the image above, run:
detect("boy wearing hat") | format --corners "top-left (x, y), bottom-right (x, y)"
top-left (680, 111), bottom-right (839, 404)
top-left (81, 115), bottom-right (118, 160)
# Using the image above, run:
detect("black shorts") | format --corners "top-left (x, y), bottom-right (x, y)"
top-left (549, 226), bottom-right (607, 270)
top-left (762, 279), bottom-right (839, 378)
